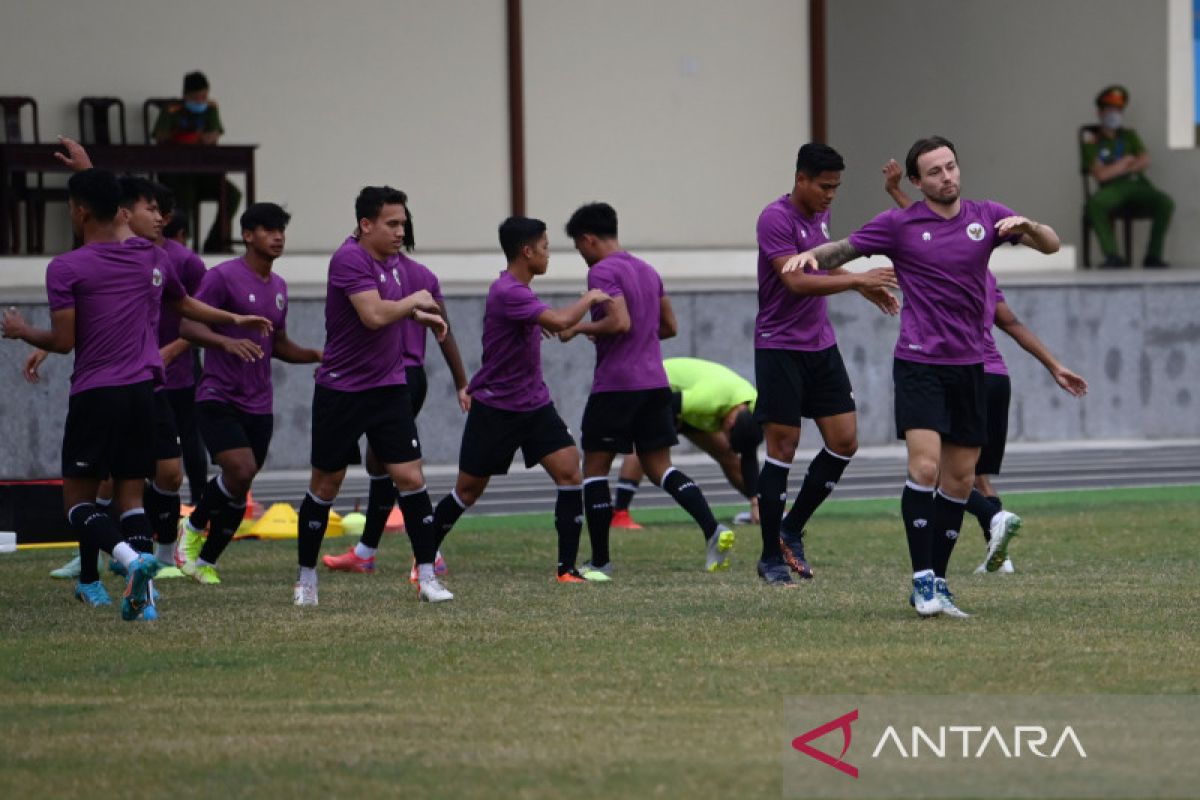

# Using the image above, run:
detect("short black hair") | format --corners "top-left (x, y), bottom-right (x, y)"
top-left (795, 143), bottom-right (845, 177)
top-left (240, 202), bottom-right (291, 232)
top-left (163, 215), bottom-right (188, 240)
top-left (565, 202), bottom-right (618, 240)
top-left (183, 71), bottom-right (209, 94)
top-left (68, 169), bottom-right (121, 223)
top-left (153, 182), bottom-right (175, 217)
top-left (498, 216), bottom-right (547, 262)
top-left (117, 175), bottom-right (160, 210)
top-left (905, 135), bottom-right (957, 179)
top-left (355, 186), bottom-right (414, 251)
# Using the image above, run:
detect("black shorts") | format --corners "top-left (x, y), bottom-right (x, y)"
top-left (165, 386), bottom-right (197, 442)
top-left (61, 381), bottom-right (156, 480)
top-left (196, 401), bottom-right (274, 468)
top-left (311, 384), bottom-right (420, 472)
top-left (581, 387), bottom-right (678, 454)
top-left (406, 365), bottom-right (428, 417)
top-left (754, 346), bottom-right (856, 427)
top-left (459, 401), bottom-right (576, 476)
top-left (893, 359), bottom-right (987, 447)
top-left (152, 391), bottom-right (182, 460)
top-left (977, 373), bottom-right (1012, 475)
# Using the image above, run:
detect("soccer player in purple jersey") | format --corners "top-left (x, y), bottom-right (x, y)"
top-left (558, 202), bottom-right (734, 578)
top-left (293, 186), bottom-right (449, 606)
top-left (176, 203), bottom-right (322, 585)
top-left (421, 216), bottom-right (611, 582)
top-left (2, 168), bottom-right (270, 621)
top-left (322, 191), bottom-right (469, 580)
top-left (786, 136), bottom-right (1062, 618)
top-left (753, 143), bottom-right (900, 587)
top-left (882, 160), bottom-right (1089, 574)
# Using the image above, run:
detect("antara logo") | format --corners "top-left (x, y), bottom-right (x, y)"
top-left (793, 709), bottom-right (859, 778)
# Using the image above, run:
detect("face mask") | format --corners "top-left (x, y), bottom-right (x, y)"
top-left (184, 100), bottom-right (209, 115)
top-left (1101, 110), bottom-right (1123, 130)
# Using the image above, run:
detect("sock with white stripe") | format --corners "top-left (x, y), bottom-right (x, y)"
top-left (555, 485), bottom-right (584, 574)
top-left (660, 467), bottom-right (719, 541)
top-left (901, 481), bottom-right (936, 573)
top-left (583, 478), bottom-right (612, 568)
top-left (297, 492), bottom-right (333, 569)
top-left (432, 489), bottom-right (469, 549)
top-left (780, 447), bottom-right (851, 535)
top-left (932, 489), bottom-right (968, 579)
top-left (756, 458), bottom-right (791, 561)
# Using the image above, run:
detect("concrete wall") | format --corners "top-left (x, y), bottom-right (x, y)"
top-left (1, 0), bottom-right (808, 254)
top-left (826, 0), bottom-right (1197, 266)
top-left (3, 275), bottom-right (1197, 478)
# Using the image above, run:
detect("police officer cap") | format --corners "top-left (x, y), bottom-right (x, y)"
top-left (183, 71), bottom-right (209, 95)
top-left (1095, 85), bottom-right (1128, 109)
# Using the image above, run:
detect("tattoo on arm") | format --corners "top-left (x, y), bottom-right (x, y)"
top-left (814, 239), bottom-right (860, 270)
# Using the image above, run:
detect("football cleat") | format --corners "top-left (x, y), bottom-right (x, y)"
top-left (779, 529), bottom-right (814, 579)
top-left (705, 526), bottom-right (735, 572)
top-left (757, 557), bottom-right (796, 587)
top-left (910, 570), bottom-right (942, 617)
top-left (610, 509), bottom-right (643, 530)
top-left (418, 576), bottom-right (454, 603)
top-left (985, 511), bottom-right (1022, 572)
top-left (74, 580), bottom-right (112, 607)
top-left (293, 581), bottom-right (318, 607)
top-left (934, 577), bottom-right (970, 618)
top-left (120, 554), bottom-right (161, 621)
top-left (323, 547), bottom-right (376, 573)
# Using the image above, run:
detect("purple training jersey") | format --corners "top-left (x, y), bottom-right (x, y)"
top-left (982, 271), bottom-right (1008, 376)
top-left (45, 238), bottom-right (182, 395)
top-left (315, 237), bottom-right (407, 392)
top-left (754, 195), bottom-right (838, 351)
top-left (157, 239), bottom-right (207, 390)
top-left (194, 257), bottom-right (288, 414)
top-left (848, 199), bottom-right (1020, 365)
top-left (466, 271), bottom-right (552, 412)
top-left (586, 251), bottom-right (669, 393)
top-left (398, 254), bottom-right (443, 369)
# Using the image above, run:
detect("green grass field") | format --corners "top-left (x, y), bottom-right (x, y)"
top-left (1, 485), bottom-right (1197, 799)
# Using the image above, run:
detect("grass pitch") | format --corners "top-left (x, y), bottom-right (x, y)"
top-left (1, 485), bottom-right (1197, 799)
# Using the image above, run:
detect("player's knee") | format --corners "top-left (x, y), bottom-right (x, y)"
top-left (828, 437), bottom-right (857, 459)
top-left (155, 464), bottom-right (184, 494)
top-left (907, 457), bottom-right (938, 487)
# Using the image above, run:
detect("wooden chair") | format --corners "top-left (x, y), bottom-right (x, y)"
top-left (1078, 124), bottom-right (1154, 268)
top-left (0, 96), bottom-right (67, 254)
top-left (78, 97), bottom-right (128, 145)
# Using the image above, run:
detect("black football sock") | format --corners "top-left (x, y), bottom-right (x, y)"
top-left (188, 476), bottom-right (228, 531)
top-left (614, 478), bottom-right (639, 512)
top-left (931, 490), bottom-right (968, 579)
top-left (296, 491), bottom-right (333, 569)
top-left (780, 447), bottom-right (851, 535)
top-left (555, 485), bottom-right (584, 575)
top-left (431, 490), bottom-right (468, 549)
top-left (359, 474), bottom-right (397, 550)
top-left (756, 458), bottom-right (790, 561)
top-left (397, 487), bottom-right (437, 565)
top-left (198, 494), bottom-right (246, 566)
top-left (144, 480), bottom-right (181, 546)
top-left (77, 520), bottom-right (102, 585)
top-left (120, 509), bottom-right (155, 554)
top-left (583, 478), bottom-right (612, 568)
top-left (69, 503), bottom-right (124, 564)
top-left (660, 467), bottom-right (719, 541)
top-left (966, 488), bottom-right (997, 541)
top-left (901, 481), bottom-right (936, 573)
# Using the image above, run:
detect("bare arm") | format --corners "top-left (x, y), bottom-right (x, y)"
top-left (994, 301), bottom-right (1087, 397)
top-left (560, 295), bottom-right (631, 341)
top-left (160, 337), bottom-right (191, 367)
top-left (432, 300), bottom-right (470, 411)
top-left (272, 328), bottom-right (322, 364)
top-left (657, 296), bottom-right (678, 340)
top-left (882, 159), bottom-right (914, 209)
top-left (2, 308), bottom-right (75, 354)
top-left (179, 318), bottom-right (264, 363)
top-left (994, 217), bottom-right (1060, 255)
top-left (537, 289), bottom-right (610, 333)
top-left (171, 295), bottom-right (274, 335)
top-left (780, 239), bottom-right (864, 275)
top-left (348, 288), bottom-right (439, 331)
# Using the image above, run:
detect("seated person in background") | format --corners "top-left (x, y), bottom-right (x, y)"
top-left (612, 357), bottom-right (761, 529)
top-left (153, 70), bottom-right (242, 254)
top-left (1081, 85), bottom-right (1173, 268)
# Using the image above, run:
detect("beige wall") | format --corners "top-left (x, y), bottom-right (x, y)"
top-left (523, 0), bottom-right (810, 250)
top-left (2, 1), bottom-right (811, 256)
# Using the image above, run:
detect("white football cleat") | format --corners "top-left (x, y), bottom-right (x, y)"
top-left (293, 581), bottom-right (318, 607)
top-left (985, 511), bottom-right (1022, 572)
top-left (418, 576), bottom-right (454, 603)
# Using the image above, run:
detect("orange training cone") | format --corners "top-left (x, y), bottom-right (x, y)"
top-left (384, 507), bottom-right (405, 533)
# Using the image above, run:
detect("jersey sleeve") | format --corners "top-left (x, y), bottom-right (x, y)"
top-left (329, 249), bottom-right (380, 297)
top-left (847, 209), bottom-right (897, 257)
top-left (984, 201), bottom-right (1022, 248)
top-left (500, 281), bottom-right (550, 323)
top-left (756, 205), bottom-right (798, 261)
top-left (158, 250), bottom-right (186, 304)
top-left (193, 267), bottom-right (228, 309)
top-left (180, 251), bottom-right (207, 295)
top-left (587, 262), bottom-right (624, 299)
top-left (45, 257), bottom-right (77, 311)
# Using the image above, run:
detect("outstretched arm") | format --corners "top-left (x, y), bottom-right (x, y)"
top-left (180, 318), bottom-right (265, 363)
top-left (172, 295), bottom-right (274, 336)
top-left (272, 328), bottom-right (322, 364)
top-left (780, 238), bottom-right (864, 274)
top-left (559, 295), bottom-right (630, 342)
top-left (349, 288), bottom-right (440, 331)
top-left (995, 217), bottom-right (1060, 255)
top-left (433, 300), bottom-right (471, 411)
top-left (994, 301), bottom-right (1087, 397)
top-left (538, 289), bottom-right (611, 333)
top-left (3, 307), bottom-right (75, 354)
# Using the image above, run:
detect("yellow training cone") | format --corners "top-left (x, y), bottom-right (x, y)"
top-left (245, 502), bottom-right (300, 540)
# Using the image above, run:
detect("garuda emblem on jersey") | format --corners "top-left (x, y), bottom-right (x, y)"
top-left (966, 223), bottom-right (986, 241)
